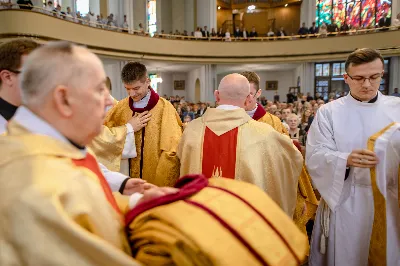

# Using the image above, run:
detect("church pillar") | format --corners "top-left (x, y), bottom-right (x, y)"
top-left (196, 0), bottom-right (217, 30)
top-left (133, 0), bottom-right (146, 31)
top-left (172, 0), bottom-right (185, 33)
top-left (203, 64), bottom-right (217, 103)
top-left (300, 0), bottom-right (316, 27)
top-left (159, 0), bottom-right (172, 34)
top-left (122, 0), bottom-right (134, 32)
top-left (389, 57), bottom-right (400, 94)
top-left (90, 0), bottom-right (100, 16)
top-left (184, 0), bottom-right (195, 33)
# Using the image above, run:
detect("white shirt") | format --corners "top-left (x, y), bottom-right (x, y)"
top-left (132, 90), bottom-right (151, 109)
top-left (246, 104), bottom-right (257, 118)
top-left (0, 115), bottom-right (7, 134)
top-left (11, 107), bottom-right (142, 209)
top-left (216, 104), bottom-right (240, 110)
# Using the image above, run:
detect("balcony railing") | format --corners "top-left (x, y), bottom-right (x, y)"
top-left (2, 5), bottom-right (399, 43)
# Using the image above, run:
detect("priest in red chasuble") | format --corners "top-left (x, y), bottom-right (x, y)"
top-left (178, 73), bottom-right (303, 217)
top-left (240, 71), bottom-right (319, 234)
top-left (97, 62), bottom-right (182, 187)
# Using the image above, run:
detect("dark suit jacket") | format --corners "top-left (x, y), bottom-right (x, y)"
top-left (202, 30), bottom-right (210, 37)
top-left (249, 31), bottom-right (258, 37)
top-left (233, 30), bottom-right (242, 38)
top-left (276, 30), bottom-right (287, 37)
top-left (379, 17), bottom-right (391, 28)
top-left (309, 26), bottom-right (318, 34)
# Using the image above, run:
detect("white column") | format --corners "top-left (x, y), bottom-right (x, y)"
top-left (184, 0), bottom-right (195, 33)
top-left (172, 0), bottom-right (185, 32)
top-left (392, 1), bottom-right (399, 26)
top-left (133, 0), bottom-right (146, 31)
top-left (197, 0), bottom-right (217, 30)
top-left (389, 57), bottom-right (399, 94)
top-left (160, 0), bottom-right (172, 33)
top-left (123, 0), bottom-right (134, 32)
top-left (203, 64), bottom-right (217, 103)
top-left (156, 0), bottom-right (162, 33)
top-left (89, 0), bottom-right (100, 16)
top-left (300, 0), bottom-right (316, 27)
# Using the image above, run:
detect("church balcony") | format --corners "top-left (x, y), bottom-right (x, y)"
top-left (1, 9), bottom-right (399, 63)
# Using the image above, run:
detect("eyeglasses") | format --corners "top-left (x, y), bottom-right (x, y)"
top-left (346, 72), bottom-right (382, 84)
top-left (249, 89), bottom-right (260, 98)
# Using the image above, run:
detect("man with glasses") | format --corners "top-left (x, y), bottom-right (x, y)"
top-left (306, 48), bottom-right (400, 266)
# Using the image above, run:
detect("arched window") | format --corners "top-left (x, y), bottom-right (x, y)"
top-left (76, 0), bottom-right (89, 16)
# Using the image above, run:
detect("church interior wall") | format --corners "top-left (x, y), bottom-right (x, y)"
top-left (172, 0), bottom-right (185, 33)
top-left (161, 0), bottom-right (173, 33)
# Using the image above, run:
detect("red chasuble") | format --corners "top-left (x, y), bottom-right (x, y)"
top-left (202, 127), bottom-right (239, 179)
top-left (252, 104), bottom-right (266, 121)
top-left (72, 153), bottom-right (122, 217)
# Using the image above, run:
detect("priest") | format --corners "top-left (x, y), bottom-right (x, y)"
top-left (0, 41), bottom-right (149, 265)
top-left (178, 73), bottom-right (303, 216)
top-left (100, 62), bottom-right (182, 187)
top-left (240, 71), bottom-right (318, 234)
top-left (306, 48), bottom-right (400, 266)
top-left (0, 39), bottom-right (148, 196)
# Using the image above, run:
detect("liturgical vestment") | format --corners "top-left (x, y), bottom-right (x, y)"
top-left (250, 103), bottom-right (318, 234)
top-left (367, 122), bottom-right (400, 266)
top-left (178, 105), bottom-right (303, 217)
top-left (0, 107), bottom-right (140, 266)
top-left (98, 88), bottom-right (182, 187)
top-left (306, 92), bottom-right (400, 266)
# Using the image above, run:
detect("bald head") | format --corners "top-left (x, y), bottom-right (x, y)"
top-left (215, 73), bottom-right (250, 108)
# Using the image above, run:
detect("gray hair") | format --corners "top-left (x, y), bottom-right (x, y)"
top-left (20, 41), bottom-right (102, 106)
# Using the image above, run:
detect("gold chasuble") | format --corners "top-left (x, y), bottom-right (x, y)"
top-left (90, 125), bottom-right (128, 171)
top-left (178, 108), bottom-right (303, 217)
top-left (102, 88), bottom-right (182, 187)
top-left (0, 121), bottom-right (140, 266)
top-left (126, 175), bottom-right (309, 266)
top-left (252, 104), bottom-right (318, 234)
top-left (367, 122), bottom-right (400, 266)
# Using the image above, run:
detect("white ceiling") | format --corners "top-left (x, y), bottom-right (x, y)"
top-left (100, 56), bottom-right (299, 75)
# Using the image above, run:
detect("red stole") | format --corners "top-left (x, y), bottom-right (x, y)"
top-left (202, 127), bottom-right (238, 179)
top-left (72, 153), bottom-right (122, 218)
top-left (128, 87), bottom-right (160, 115)
top-left (252, 104), bottom-right (266, 121)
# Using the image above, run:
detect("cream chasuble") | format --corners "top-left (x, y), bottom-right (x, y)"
top-left (307, 92), bottom-right (400, 266)
top-left (0, 108), bottom-right (140, 266)
top-left (367, 122), bottom-right (400, 266)
top-left (178, 107), bottom-right (303, 217)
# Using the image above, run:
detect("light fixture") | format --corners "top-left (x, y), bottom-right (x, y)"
top-left (247, 5), bottom-right (256, 11)
top-left (285, 4), bottom-right (288, 7)
top-left (217, 6), bottom-right (221, 10)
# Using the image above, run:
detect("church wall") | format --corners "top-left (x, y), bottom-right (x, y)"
top-left (389, 56), bottom-right (400, 94)
top-left (89, 0), bottom-right (100, 17)
top-left (133, 0), bottom-right (146, 30)
top-left (217, 69), bottom-right (296, 103)
top-left (187, 66), bottom-right (206, 102)
top-left (184, 0), bottom-right (195, 33)
top-left (160, 0), bottom-right (173, 33)
top-left (242, 5), bottom-right (301, 35)
top-left (172, 0), bottom-right (185, 33)
top-left (217, 9), bottom-right (232, 32)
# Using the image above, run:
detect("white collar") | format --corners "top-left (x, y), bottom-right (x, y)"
top-left (133, 89), bottom-right (151, 108)
top-left (0, 115), bottom-right (6, 135)
top-left (12, 106), bottom-right (86, 155)
top-left (216, 104), bottom-right (241, 110)
top-left (246, 104), bottom-right (258, 118)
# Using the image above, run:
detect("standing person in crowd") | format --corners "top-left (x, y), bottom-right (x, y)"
top-left (307, 48), bottom-right (400, 266)
top-left (391, 87), bottom-right (400, 97)
top-left (99, 62), bottom-right (182, 187)
top-left (17, 0), bottom-right (33, 9)
top-left (378, 12), bottom-right (391, 30)
top-left (178, 73), bottom-right (303, 216)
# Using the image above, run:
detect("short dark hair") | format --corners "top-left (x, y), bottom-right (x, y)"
top-left (0, 39), bottom-right (40, 85)
top-left (345, 48), bottom-right (384, 72)
top-left (240, 71), bottom-right (260, 91)
top-left (121, 62), bottom-right (147, 84)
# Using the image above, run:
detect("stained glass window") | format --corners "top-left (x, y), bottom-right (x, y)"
top-left (316, 64), bottom-right (323, 76)
top-left (317, 0), bottom-right (333, 26)
top-left (333, 0), bottom-right (346, 27)
top-left (361, 0), bottom-right (376, 28)
top-left (376, 0), bottom-right (391, 22)
top-left (147, 0), bottom-right (157, 36)
top-left (316, 0), bottom-right (391, 29)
